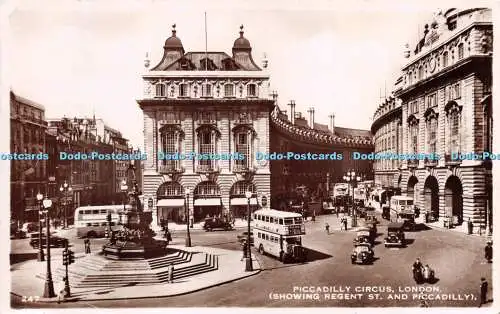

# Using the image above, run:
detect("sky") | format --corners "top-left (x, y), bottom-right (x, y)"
top-left (4, 0), bottom-right (491, 149)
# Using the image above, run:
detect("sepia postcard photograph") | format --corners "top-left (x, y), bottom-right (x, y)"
top-left (1, 0), bottom-right (497, 312)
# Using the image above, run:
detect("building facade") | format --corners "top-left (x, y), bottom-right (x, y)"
top-left (377, 8), bottom-right (493, 233)
top-left (270, 100), bottom-right (374, 209)
top-left (10, 91), bottom-right (48, 223)
top-left (138, 25), bottom-right (273, 225)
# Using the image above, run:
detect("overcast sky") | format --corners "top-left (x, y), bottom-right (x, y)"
top-left (5, 0), bottom-right (492, 149)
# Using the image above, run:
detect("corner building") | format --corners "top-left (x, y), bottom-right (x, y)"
top-left (138, 26), bottom-right (273, 225)
top-left (387, 8), bottom-right (492, 233)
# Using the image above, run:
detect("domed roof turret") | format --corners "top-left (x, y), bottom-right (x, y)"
top-left (164, 24), bottom-right (184, 49)
top-left (233, 25), bottom-right (251, 50)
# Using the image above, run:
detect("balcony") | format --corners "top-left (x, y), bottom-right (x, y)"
top-left (158, 163), bottom-right (185, 174)
top-left (407, 159), bottom-right (419, 168)
top-left (444, 153), bottom-right (462, 167)
top-left (424, 157), bottom-right (438, 168)
top-left (233, 163), bottom-right (255, 174)
top-left (196, 163), bottom-right (220, 173)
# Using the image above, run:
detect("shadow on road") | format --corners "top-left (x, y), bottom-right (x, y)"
top-left (304, 247), bottom-right (333, 262)
top-left (412, 223), bottom-right (432, 232)
top-left (10, 253), bottom-right (38, 265)
top-left (404, 239), bottom-right (416, 246)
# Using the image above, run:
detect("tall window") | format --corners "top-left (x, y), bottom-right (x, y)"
top-left (235, 131), bottom-right (251, 170)
top-left (231, 181), bottom-right (256, 195)
top-left (418, 66), bottom-right (424, 80)
top-left (202, 83), bottom-right (212, 97)
top-left (198, 129), bottom-right (216, 170)
top-left (179, 83), bottom-right (189, 97)
top-left (247, 84), bottom-right (257, 97)
top-left (155, 83), bottom-right (166, 97)
top-left (426, 114), bottom-right (438, 155)
top-left (452, 83), bottom-right (461, 99)
top-left (426, 93), bottom-right (437, 109)
top-left (408, 72), bottom-right (413, 85)
top-left (448, 107), bottom-right (460, 153)
top-left (194, 181), bottom-right (220, 196)
top-left (458, 43), bottom-right (464, 60)
top-left (224, 84), bottom-right (234, 97)
top-left (443, 51), bottom-right (449, 67)
top-left (409, 122), bottom-right (419, 154)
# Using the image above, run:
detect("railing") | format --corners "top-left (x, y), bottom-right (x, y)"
top-left (444, 153), bottom-right (462, 166)
top-left (407, 159), bottom-right (419, 168)
top-left (159, 162), bottom-right (185, 174)
top-left (424, 157), bottom-right (438, 167)
top-left (196, 163), bottom-right (219, 173)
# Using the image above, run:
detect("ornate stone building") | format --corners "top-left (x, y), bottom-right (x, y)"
top-left (270, 101), bottom-right (374, 209)
top-left (138, 25), bottom-right (273, 225)
top-left (384, 8), bottom-right (492, 233)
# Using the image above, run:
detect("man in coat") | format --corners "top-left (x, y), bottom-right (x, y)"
top-left (480, 277), bottom-right (488, 307)
top-left (485, 241), bottom-right (493, 263)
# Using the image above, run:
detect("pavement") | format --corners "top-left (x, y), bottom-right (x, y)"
top-left (10, 244), bottom-right (261, 303)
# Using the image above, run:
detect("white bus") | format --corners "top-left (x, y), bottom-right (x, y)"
top-left (252, 209), bottom-right (307, 263)
top-left (74, 205), bottom-right (131, 238)
top-left (390, 196), bottom-right (416, 230)
top-left (332, 183), bottom-right (350, 205)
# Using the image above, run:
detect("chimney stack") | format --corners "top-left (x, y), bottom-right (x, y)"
top-left (288, 100), bottom-right (296, 125)
top-left (329, 114), bottom-right (335, 134)
top-left (308, 107), bottom-right (315, 129)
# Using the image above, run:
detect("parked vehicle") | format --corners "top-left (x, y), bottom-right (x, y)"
top-left (21, 222), bottom-right (39, 234)
top-left (365, 214), bottom-right (378, 225)
top-left (384, 222), bottom-right (405, 247)
top-left (351, 243), bottom-right (374, 264)
top-left (10, 223), bottom-right (27, 239)
top-left (237, 231), bottom-right (254, 246)
top-left (203, 217), bottom-right (233, 231)
top-left (29, 234), bottom-right (68, 248)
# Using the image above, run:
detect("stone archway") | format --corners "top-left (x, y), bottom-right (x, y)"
top-left (424, 176), bottom-right (439, 220)
top-left (445, 176), bottom-right (463, 225)
top-left (407, 176), bottom-right (418, 202)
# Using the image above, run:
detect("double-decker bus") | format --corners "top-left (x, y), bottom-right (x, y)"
top-left (390, 196), bottom-right (416, 230)
top-left (332, 183), bottom-right (350, 206)
top-left (252, 209), bottom-right (307, 263)
top-left (353, 187), bottom-right (366, 206)
top-left (74, 205), bottom-right (131, 238)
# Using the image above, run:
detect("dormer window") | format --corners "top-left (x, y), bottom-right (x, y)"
top-left (202, 83), bottom-right (213, 97)
top-left (247, 84), bottom-right (257, 97)
top-left (155, 83), bottom-right (166, 97)
top-left (179, 83), bottom-right (189, 97)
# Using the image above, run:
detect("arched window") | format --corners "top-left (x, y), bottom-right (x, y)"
top-left (157, 182), bottom-right (184, 199)
top-left (231, 181), bottom-right (256, 196)
top-left (155, 83), bottom-right (166, 97)
top-left (407, 116), bottom-right (419, 154)
top-left (224, 84), bottom-right (234, 97)
top-left (425, 110), bottom-right (438, 155)
top-left (201, 83), bottom-right (212, 97)
top-left (247, 84), bottom-right (257, 97)
top-left (443, 51), bottom-right (449, 67)
top-left (194, 181), bottom-right (221, 196)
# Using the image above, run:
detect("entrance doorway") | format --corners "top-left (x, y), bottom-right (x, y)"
top-left (407, 176), bottom-right (418, 202)
top-left (445, 176), bottom-right (463, 225)
top-left (424, 176), bottom-right (439, 220)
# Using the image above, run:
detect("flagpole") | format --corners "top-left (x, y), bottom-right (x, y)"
top-left (205, 12), bottom-right (208, 70)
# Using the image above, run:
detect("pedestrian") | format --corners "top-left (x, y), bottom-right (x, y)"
top-left (167, 263), bottom-right (174, 283)
top-left (166, 230), bottom-right (172, 243)
top-left (57, 286), bottom-right (65, 304)
top-left (84, 238), bottom-right (91, 254)
top-left (480, 277), bottom-right (488, 307)
top-left (241, 240), bottom-right (248, 261)
top-left (325, 222), bottom-right (330, 234)
top-left (343, 217), bottom-right (348, 231)
top-left (485, 241), bottom-right (493, 263)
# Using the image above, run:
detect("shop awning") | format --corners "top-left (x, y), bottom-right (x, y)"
top-left (194, 198), bottom-right (222, 206)
top-left (157, 199), bottom-right (185, 207)
top-left (230, 198), bottom-right (258, 206)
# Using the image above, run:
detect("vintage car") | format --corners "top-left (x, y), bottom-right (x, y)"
top-left (365, 214), bottom-right (378, 225)
top-left (353, 229), bottom-right (373, 246)
top-left (351, 243), bottom-right (374, 264)
top-left (203, 217), bottom-right (233, 231)
top-left (29, 234), bottom-right (69, 248)
top-left (384, 222), bottom-right (405, 247)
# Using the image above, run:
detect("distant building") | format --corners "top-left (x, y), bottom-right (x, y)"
top-left (10, 91), bottom-right (48, 223)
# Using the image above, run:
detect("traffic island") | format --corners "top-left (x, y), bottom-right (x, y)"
top-left (11, 245), bottom-right (261, 303)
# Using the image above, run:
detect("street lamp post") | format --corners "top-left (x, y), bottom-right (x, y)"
top-left (42, 197), bottom-right (55, 298)
top-left (59, 182), bottom-right (72, 229)
top-left (245, 190), bottom-right (253, 271)
top-left (120, 180), bottom-right (128, 225)
top-left (343, 170), bottom-right (362, 228)
top-left (36, 193), bottom-right (45, 262)
top-left (185, 188), bottom-right (192, 247)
